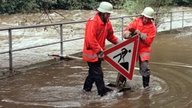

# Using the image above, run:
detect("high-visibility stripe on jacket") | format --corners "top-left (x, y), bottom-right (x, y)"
top-left (82, 13), bottom-right (119, 62)
top-left (124, 17), bottom-right (156, 61)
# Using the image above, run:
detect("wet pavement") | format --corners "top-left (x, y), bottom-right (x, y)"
top-left (0, 28), bottom-right (192, 108)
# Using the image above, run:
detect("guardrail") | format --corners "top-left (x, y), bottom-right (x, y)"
top-left (0, 10), bottom-right (192, 74)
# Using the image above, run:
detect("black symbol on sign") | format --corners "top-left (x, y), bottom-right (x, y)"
top-left (113, 48), bottom-right (131, 71)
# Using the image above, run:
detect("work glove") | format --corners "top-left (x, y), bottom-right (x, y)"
top-left (139, 33), bottom-right (147, 41)
top-left (124, 28), bottom-right (140, 39)
top-left (123, 31), bottom-right (132, 39)
top-left (131, 29), bottom-right (147, 41)
top-left (97, 50), bottom-right (104, 59)
top-left (134, 29), bottom-right (141, 36)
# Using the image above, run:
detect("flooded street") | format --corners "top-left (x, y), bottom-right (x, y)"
top-left (0, 29), bottom-right (192, 108)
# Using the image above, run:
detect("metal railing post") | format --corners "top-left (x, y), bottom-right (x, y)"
top-left (8, 29), bottom-right (13, 72)
top-left (170, 12), bottom-right (173, 31)
top-left (182, 11), bottom-right (184, 28)
top-left (60, 24), bottom-right (64, 58)
top-left (121, 17), bottom-right (124, 40)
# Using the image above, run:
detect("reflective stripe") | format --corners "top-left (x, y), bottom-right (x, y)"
top-left (82, 53), bottom-right (97, 58)
top-left (140, 53), bottom-right (150, 57)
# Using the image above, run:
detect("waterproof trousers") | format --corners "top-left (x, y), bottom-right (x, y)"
top-left (83, 60), bottom-right (107, 96)
top-left (139, 57), bottom-right (151, 88)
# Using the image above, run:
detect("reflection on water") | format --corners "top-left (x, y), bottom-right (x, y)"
top-left (0, 30), bottom-right (192, 108)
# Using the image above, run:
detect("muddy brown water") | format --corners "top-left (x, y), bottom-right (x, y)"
top-left (0, 29), bottom-right (192, 108)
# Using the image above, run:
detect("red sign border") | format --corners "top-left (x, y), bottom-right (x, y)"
top-left (104, 36), bottom-right (139, 80)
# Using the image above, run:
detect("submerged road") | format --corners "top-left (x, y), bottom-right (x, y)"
top-left (0, 30), bottom-right (192, 108)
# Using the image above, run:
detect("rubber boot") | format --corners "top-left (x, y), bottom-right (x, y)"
top-left (142, 75), bottom-right (150, 88)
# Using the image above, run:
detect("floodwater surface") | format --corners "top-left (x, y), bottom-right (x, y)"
top-left (0, 30), bottom-right (192, 108)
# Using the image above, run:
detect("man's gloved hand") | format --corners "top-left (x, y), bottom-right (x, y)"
top-left (139, 33), bottom-right (147, 41)
top-left (97, 50), bottom-right (104, 59)
top-left (124, 28), bottom-right (141, 39)
top-left (123, 31), bottom-right (132, 39)
top-left (134, 29), bottom-right (141, 36)
top-left (132, 29), bottom-right (147, 41)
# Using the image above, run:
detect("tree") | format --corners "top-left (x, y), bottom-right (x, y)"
top-left (173, 0), bottom-right (192, 6)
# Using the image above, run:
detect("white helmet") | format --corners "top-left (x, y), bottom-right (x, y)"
top-left (97, 2), bottom-right (113, 13)
top-left (141, 7), bottom-right (154, 18)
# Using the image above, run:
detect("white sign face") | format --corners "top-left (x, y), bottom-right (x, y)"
top-left (104, 36), bottom-right (139, 80)
top-left (107, 42), bottom-right (134, 73)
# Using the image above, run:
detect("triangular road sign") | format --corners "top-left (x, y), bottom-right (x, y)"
top-left (104, 36), bottom-right (139, 80)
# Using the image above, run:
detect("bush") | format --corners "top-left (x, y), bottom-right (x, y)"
top-left (0, 0), bottom-right (40, 14)
top-left (173, 0), bottom-right (192, 6)
top-left (0, 0), bottom-right (191, 14)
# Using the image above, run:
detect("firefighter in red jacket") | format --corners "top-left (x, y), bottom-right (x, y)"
top-left (82, 1), bottom-right (121, 96)
top-left (123, 7), bottom-right (156, 89)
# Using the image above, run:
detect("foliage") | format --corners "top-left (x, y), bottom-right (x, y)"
top-left (55, 0), bottom-right (99, 10)
top-left (110, 0), bottom-right (126, 9)
top-left (0, 0), bottom-right (191, 14)
top-left (56, 0), bottom-right (83, 10)
top-left (0, 0), bottom-right (40, 14)
top-left (123, 0), bottom-right (173, 14)
top-left (173, 0), bottom-right (192, 6)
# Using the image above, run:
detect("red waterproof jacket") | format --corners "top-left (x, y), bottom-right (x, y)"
top-left (124, 17), bottom-right (156, 61)
top-left (82, 13), bottom-right (119, 62)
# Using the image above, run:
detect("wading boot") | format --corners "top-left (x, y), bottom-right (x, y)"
top-left (142, 75), bottom-right (150, 88)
